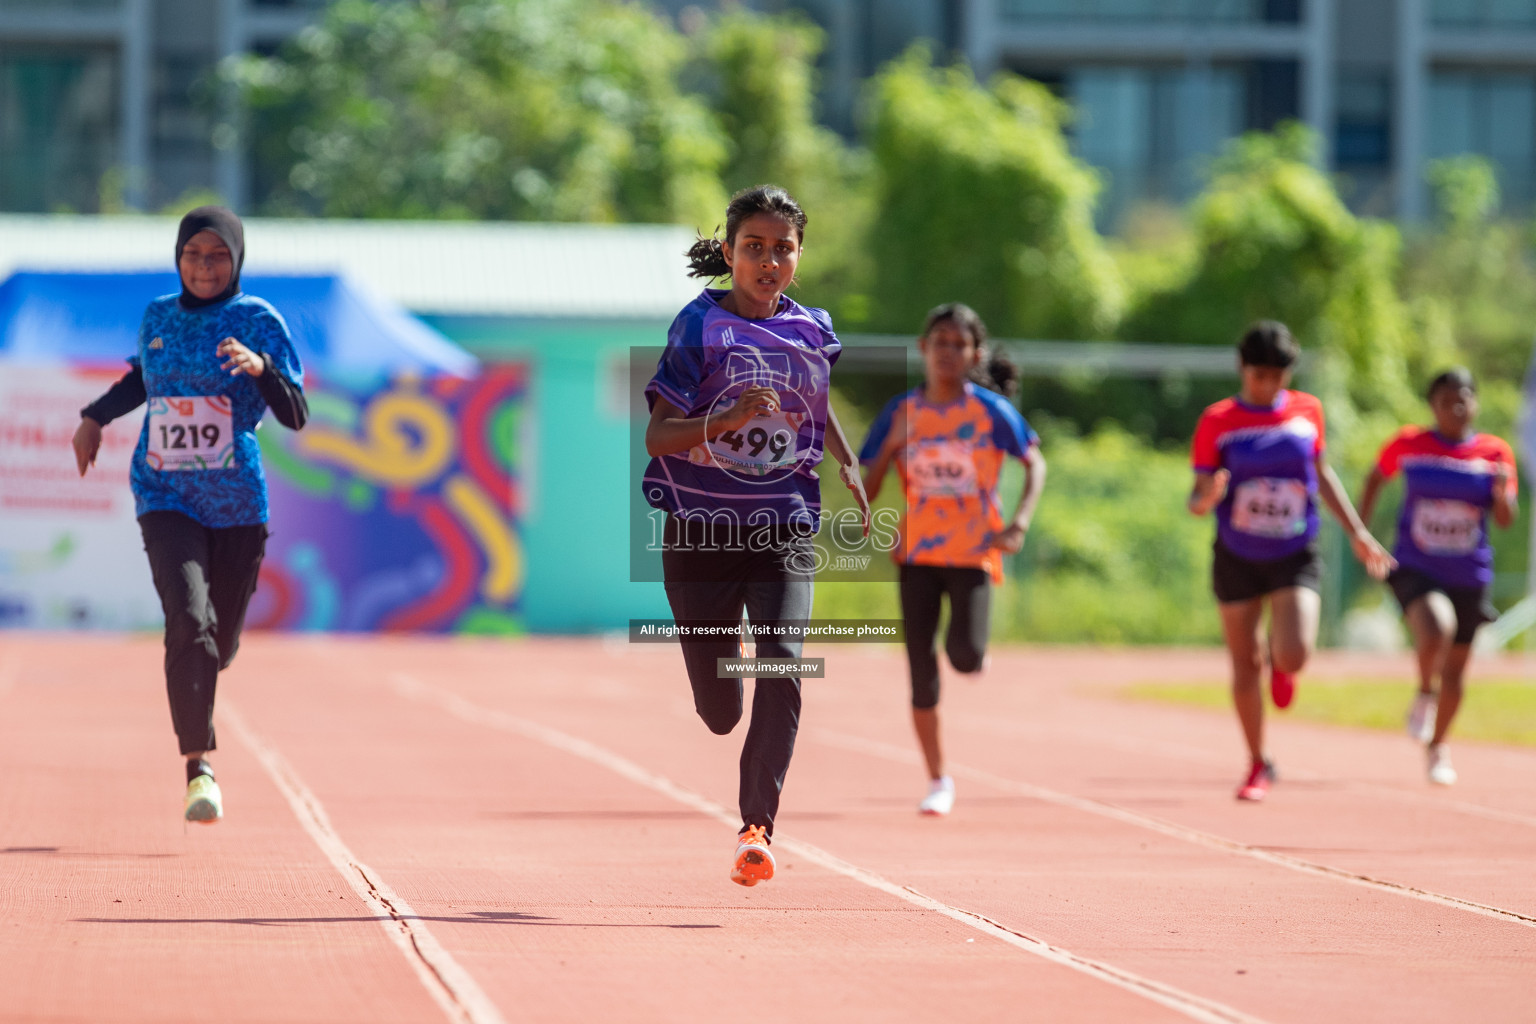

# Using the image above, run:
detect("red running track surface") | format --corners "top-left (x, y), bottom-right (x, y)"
top-left (0, 635), bottom-right (1533, 1023)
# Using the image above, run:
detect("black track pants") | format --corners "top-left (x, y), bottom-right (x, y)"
top-left (661, 515), bottom-right (814, 838)
top-left (139, 511), bottom-right (267, 755)
top-left (899, 563), bottom-right (991, 709)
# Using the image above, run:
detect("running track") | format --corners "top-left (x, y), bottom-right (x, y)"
top-left (0, 636), bottom-right (1532, 1023)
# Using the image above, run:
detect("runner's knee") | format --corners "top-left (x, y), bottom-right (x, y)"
top-left (947, 642), bottom-right (985, 675)
top-left (695, 700), bottom-right (742, 735)
top-left (1272, 640), bottom-right (1311, 675)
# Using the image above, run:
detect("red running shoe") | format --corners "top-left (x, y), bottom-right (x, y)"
top-left (730, 825), bottom-right (774, 886)
top-left (1269, 666), bottom-right (1295, 709)
top-left (1236, 760), bottom-right (1276, 802)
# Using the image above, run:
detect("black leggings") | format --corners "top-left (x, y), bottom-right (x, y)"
top-left (899, 563), bottom-right (991, 709)
top-left (661, 515), bottom-right (813, 838)
top-left (140, 511), bottom-right (267, 755)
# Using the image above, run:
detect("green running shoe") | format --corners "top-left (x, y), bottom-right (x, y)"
top-left (184, 775), bottom-right (223, 824)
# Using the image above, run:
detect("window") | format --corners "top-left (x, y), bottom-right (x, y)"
top-left (1428, 72), bottom-right (1536, 209)
top-left (0, 48), bottom-right (118, 212)
top-left (999, 0), bottom-right (1297, 25)
top-left (1430, 0), bottom-right (1536, 29)
top-left (1070, 64), bottom-right (1247, 223)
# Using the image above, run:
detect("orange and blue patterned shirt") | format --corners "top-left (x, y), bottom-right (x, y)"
top-left (859, 382), bottom-right (1037, 581)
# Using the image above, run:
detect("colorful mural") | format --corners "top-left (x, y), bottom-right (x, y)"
top-left (250, 365), bottom-right (528, 634)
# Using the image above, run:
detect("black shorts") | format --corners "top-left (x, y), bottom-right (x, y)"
top-left (1388, 566), bottom-right (1496, 646)
top-left (1211, 541), bottom-right (1322, 604)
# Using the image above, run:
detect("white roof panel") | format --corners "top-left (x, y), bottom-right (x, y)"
top-left (0, 215), bottom-right (701, 318)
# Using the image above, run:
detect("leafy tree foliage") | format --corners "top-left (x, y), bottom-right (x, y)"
top-left (863, 48), bottom-right (1124, 339)
top-left (228, 0), bottom-right (726, 223)
top-left (1124, 125), bottom-right (1425, 433)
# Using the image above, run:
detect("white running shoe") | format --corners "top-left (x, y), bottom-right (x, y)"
top-left (1407, 692), bottom-right (1438, 744)
top-left (184, 775), bottom-right (223, 823)
top-left (1427, 744), bottom-right (1458, 786)
top-left (918, 776), bottom-right (955, 816)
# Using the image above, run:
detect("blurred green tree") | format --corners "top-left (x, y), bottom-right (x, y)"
top-left (683, 8), bottom-right (871, 324)
top-left (225, 0), bottom-right (726, 223)
top-left (1402, 156), bottom-right (1536, 398)
top-left (862, 47), bottom-right (1124, 339)
top-left (1123, 124), bottom-right (1427, 443)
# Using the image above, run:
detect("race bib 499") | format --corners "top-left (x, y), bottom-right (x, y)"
top-left (146, 396), bottom-right (235, 471)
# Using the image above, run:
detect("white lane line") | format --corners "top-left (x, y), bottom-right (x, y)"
top-left (954, 711), bottom-right (1536, 831)
top-left (220, 699), bottom-right (508, 1024)
top-left (815, 728), bottom-right (1536, 930)
top-left (388, 672), bottom-right (1269, 1024)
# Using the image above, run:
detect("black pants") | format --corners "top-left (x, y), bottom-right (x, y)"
top-left (899, 563), bottom-right (991, 709)
top-left (139, 511), bottom-right (267, 755)
top-left (661, 515), bottom-right (814, 838)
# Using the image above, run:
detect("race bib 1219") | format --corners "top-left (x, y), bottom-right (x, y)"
top-left (146, 396), bottom-right (235, 471)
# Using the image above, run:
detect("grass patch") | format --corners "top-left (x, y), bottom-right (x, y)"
top-left (1124, 678), bottom-right (1536, 748)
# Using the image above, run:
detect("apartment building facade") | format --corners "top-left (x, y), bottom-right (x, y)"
top-left (2, 0), bottom-right (1533, 222)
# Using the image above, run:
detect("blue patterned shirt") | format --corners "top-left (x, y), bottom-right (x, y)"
top-left (128, 293), bottom-right (303, 527)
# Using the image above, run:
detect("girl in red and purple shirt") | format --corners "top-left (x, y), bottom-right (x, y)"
top-left (1188, 321), bottom-right (1392, 802)
top-left (1358, 368), bottom-right (1517, 786)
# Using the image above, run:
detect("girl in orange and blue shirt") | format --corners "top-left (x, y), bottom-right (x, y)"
top-left (859, 304), bottom-right (1046, 816)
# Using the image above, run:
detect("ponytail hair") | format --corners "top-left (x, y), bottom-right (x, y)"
top-left (685, 184), bottom-right (808, 280)
top-left (921, 302), bottom-right (1019, 398)
top-left (685, 236), bottom-right (730, 279)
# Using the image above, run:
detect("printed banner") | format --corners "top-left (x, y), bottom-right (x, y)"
top-left (0, 361), bottom-right (527, 635)
top-left (251, 366), bottom-right (528, 634)
top-left (0, 362), bottom-right (161, 629)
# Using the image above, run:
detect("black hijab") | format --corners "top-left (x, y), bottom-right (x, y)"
top-left (175, 206), bottom-right (244, 309)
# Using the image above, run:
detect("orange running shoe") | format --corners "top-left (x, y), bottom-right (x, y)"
top-left (730, 825), bottom-right (774, 886)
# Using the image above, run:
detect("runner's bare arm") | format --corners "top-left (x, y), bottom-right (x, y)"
top-left (1318, 456), bottom-right (1395, 579)
top-left (644, 390), bottom-right (777, 458)
top-left (217, 337), bottom-right (265, 377)
top-left (72, 418), bottom-right (102, 477)
top-left (1357, 466), bottom-right (1386, 529)
top-left (995, 446), bottom-right (1047, 553)
top-left (1492, 461), bottom-right (1518, 529)
top-left (1187, 469), bottom-right (1228, 516)
top-left (824, 406), bottom-right (871, 536)
top-left (859, 406), bottom-right (904, 503)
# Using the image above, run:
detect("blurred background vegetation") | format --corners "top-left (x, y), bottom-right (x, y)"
top-left (224, 0), bottom-right (1536, 645)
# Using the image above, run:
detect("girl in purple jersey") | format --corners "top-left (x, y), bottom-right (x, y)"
top-left (1358, 368), bottom-right (1517, 785)
top-left (1188, 322), bottom-right (1392, 801)
top-left (643, 185), bottom-right (869, 885)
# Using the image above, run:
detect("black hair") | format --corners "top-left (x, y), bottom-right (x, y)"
top-left (922, 302), bottom-right (1019, 398)
top-left (1237, 320), bottom-right (1300, 369)
top-left (1426, 366), bottom-right (1477, 402)
top-left (685, 184), bottom-right (808, 280)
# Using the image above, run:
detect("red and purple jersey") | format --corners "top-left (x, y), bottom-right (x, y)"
top-left (859, 382), bottom-right (1037, 581)
top-left (1375, 427), bottom-right (1516, 588)
top-left (1191, 390), bottom-right (1326, 562)
top-left (643, 289), bottom-right (840, 531)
